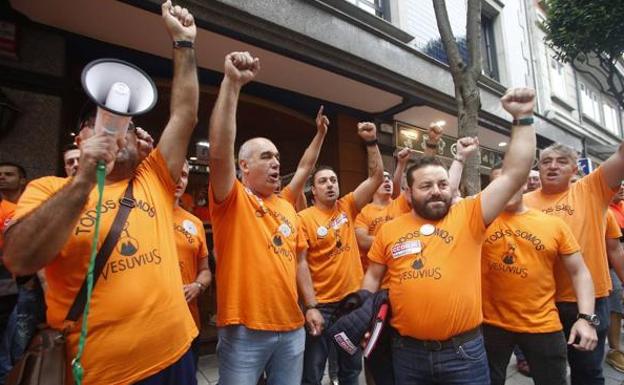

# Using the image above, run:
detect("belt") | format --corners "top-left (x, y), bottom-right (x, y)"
top-left (398, 326), bottom-right (481, 351)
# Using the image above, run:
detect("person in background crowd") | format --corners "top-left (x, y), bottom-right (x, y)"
top-left (525, 169), bottom-right (541, 193)
top-left (524, 138), bottom-right (624, 385)
top-left (63, 143), bottom-right (81, 177)
top-left (0, 163), bottom-right (26, 205)
top-left (174, 161), bottom-right (211, 369)
top-left (3, 2), bottom-right (200, 383)
top-left (606, 185), bottom-right (624, 372)
top-left (363, 88), bottom-right (537, 385)
top-left (482, 162), bottom-right (596, 385)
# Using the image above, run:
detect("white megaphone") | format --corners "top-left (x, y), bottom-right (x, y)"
top-left (81, 58), bottom-right (158, 142)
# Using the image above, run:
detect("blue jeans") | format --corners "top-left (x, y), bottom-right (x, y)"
top-left (392, 332), bottom-right (490, 385)
top-left (302, 304), bottom-right (362, 385)
top-left (217, 325), bottom-right (304, 385)
top-left (0, 281), bottom-right (45, 384)
top-left (557, 297), bottom-right (609, 385)
top-left (135, 348), bottom-right (196, 385)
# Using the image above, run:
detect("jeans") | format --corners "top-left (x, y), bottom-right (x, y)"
top-left (135, 348), bottom-right (196, 385)
top-left (557, 297), bottom-right (609, 385)
top-left (365, 325), bottom-right (395, 385)
top-left (0, 281), bottom-right (45, 384)
top-left (217, 325), bottom-right (305, 385)
top-left (392, 331), bottom-right (490, 385)
top-left (302, 304), bottom-right (362, 385)
top-left (482, 324), bottom-right (567, 385)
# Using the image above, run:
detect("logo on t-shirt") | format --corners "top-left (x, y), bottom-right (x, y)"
top-left (486, 242), bottom-right (528, 278)
top-left (542, 204), bottom-right (574, 216)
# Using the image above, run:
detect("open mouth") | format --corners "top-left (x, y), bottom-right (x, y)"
top-left (268, 172), bottom-right (280, 184)
top-left (326, 191), bottom-right (336, 198)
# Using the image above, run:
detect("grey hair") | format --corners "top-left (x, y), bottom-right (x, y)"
top-left (539, 143), bottom-right (579, 164)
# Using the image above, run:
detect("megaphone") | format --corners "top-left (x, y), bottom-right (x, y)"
top-left (81, 58), bottom-right (157, 141)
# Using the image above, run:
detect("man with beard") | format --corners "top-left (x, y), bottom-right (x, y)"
top-left (208, 51), bottom-right (321, 385)
top-left (481, 163), bottom-right (596, 385)
top-left (298, 121), bottom-right (383, 385)
top-left (362, 88), bottom-right (536, 385)
top-left (524, 140), bottom-right (624, 385)
top-left (3, 2), bottom-right (200, 383)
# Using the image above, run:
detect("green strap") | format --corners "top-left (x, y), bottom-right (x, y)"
top-left (71, 163), bottom-right (106, 385)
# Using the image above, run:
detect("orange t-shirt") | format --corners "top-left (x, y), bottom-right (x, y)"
top-left (609, 202), bottom-right (624, 229)
top-left (174, 206), bottom-right (209, 328)
top-left (11, 150), bottom-right (197, 385)
top-left (368, 195), bottom-right (486, 340)
top-left (209, 180), bottom-right (305, 331)
top-left (387, 193), bottom-right (411, 218)
top-left (524, 167), bottom-right (617, 301)
top-left (355, 203), bottom-right (393, 270)
top-left (482, 209), bottom-right (580, 333)
top-left (0, 199), bottom-right (16, 251)
top-left (606, 209), bottom-right (622, 239)
top-left (299, 193), bottom-right (363, 303)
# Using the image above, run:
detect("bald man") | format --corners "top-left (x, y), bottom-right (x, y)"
top-left (208, 52), bottom-right (320, 385)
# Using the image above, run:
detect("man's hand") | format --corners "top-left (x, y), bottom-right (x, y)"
top-left (162, 1), bottom-right (196, 42)
top-left (396, 148), bottom-right (417, 165)
top-left (75, 133), bottom-right (121, 183)
top-left (183, 283), bottom-right (201, 302)
top-left (357, 122), bottom-right (377, 142)
top-left (501, 88), bottom-right (535, 119)
top-left (456, 136), bottom-right (479, 161)
top-left (305, 308), bottom-right (325, 336)
top-left (315, 105), bottom-right (329, 136)
top-left (136, 127), bottom-right (154, 162)
top-left (568, 319), bottom-right (598, 351)
top-left (427, 122), bottom-right (445, 144)
top-left (224, 52), bottom-right (260, 88)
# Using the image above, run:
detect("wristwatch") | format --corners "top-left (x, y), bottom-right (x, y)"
top-left (512, 116), bottom-right (534, 126)
top-left (577, 313), bottom-right (600, 327)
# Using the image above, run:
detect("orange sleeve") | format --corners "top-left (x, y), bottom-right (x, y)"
top-left (280, 186), bottom-right (297, 207)
top-left (196, 217), bottom-right (209, 259)
top-left (11, 177), bottom-right (67, 224)
top-left (342, 193), bottom-right (359, 220)
top-left (135, 149), bottom-right (176, 194)
top-left (580, 167), bottom-right (618, 205)
top-left (209, 180), bottom-right (241, 218)
top-left (367, 224), bottom-right (387, 265)
top-left (354, 211), bottom-right (369, 230)
top-left (606, 210), bottom-right (623, 239)
top-left (0, 200), bottom-right (16, 233)
top-left (553, 217), bottom-right (581, 255)
top-left (462, 194), bottom-right (486, 240)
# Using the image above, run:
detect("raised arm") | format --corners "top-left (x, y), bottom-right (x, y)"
top-left (355, 227), bottom-right (374, 252)
top-left (449, 137), bottom-right (479, 197)
top-left (598, 142), bottom-right (624, 189)
top-left (352, 122), bottom-right (384, 211)
top-left (561, 252), bottom-right (598, 351)
top-left (287, 106), bottom-right (328, 197)
top-left (392, 148), bottom-right (413, 199)
top-left (481, 88), bottom-right (536, 225)
top-left (208, 52), bottom-right (260, 203)
top-left (156, 1), bottom-right (199, 182)
top-left (4, 135), bottom-right (119, 275)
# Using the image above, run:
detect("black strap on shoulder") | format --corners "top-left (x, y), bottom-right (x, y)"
top-left (66, 181), bottom-right (135, 321)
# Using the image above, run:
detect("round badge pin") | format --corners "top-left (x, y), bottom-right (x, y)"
top-left (278, 223), bottom-right (291, 237)
top-left (317, 226), bottom-right (328, 238)
top-left (182, 220), bottom-right (197, 235)
top-left (420, 224), bottom-right (435, 236)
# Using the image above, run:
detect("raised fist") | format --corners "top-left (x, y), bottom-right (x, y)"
top-left (501, 88), bottom-right (535, 119)
top-left (357, 122), bottom-right (377, 142)
top-left (427, 122), bottom-right (445, 143)
top-left (162, 1), bottom-right (196, 42)
top-left (396, 147), bottom-right (416, 164)
top-left (315, 106), bottom-right (329, 136)
top-left (224, 51), bottom-right (260, 87)
top-left (456, 136), bottom-right (479, 161)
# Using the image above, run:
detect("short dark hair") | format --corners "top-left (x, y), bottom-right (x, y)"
top-left (405, 156), bottom-right (445, 188)
top-left (62, 143), bottom-right (79, 155)
top-left (312, 165), bottom-right (336, 185)
top-left (0, 161), bottom-right (26, 179)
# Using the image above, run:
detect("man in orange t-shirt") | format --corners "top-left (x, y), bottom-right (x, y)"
top-left (482, 165), bottom-right (596, 385)
top-left (174, 161), bottom-right (211, 368)
top-left (363, 88), bottom-right (537, 385)
top-left (208, 52), bottom-right (319, 385)
top-left (298, 121), bottom-right (383, 385)
top-left (0, 198), bottom-right (17, 337)
top-left (3, 3), bottom-right (200, 383)
top-left (605, 194), bottom-right (624, 372)
top-left (524, 142), bottom-right (624, 385)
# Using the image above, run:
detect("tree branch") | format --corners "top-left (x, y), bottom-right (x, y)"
top-left (466, 0), bottom-right (482, 78)
top-left (432, 0), bottom-right (464, 76)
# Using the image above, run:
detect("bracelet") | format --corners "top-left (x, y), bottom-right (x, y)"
top-left (453, 156), bottom-right (465, 164)
top-left (512, 116), bottom-right (534, 126)
top-left (364, 138), bottom-right (378, 147)
top-left (425, 142), bottom-right (438, 149)
top-left (194, 281), bottom-right (206, 291)
top-left (304, 303), bottom-right (318, 311)
top-left (173, 40), bottom-right (194, 49)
